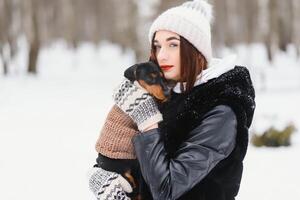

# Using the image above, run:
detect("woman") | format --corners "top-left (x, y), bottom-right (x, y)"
top-left (88, 0), bottom-right (255, 199)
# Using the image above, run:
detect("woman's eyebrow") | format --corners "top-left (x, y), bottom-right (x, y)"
top-left (166, 37), bottom-right (180, 41)
top-left (154, 37), bottom-right (180, 43)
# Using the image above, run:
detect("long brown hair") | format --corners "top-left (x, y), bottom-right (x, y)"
top-left (149, 32), bottom-right (208, 93)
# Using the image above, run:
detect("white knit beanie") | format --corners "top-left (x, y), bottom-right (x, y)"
top-left (148, 0), bottom-right (213, 63)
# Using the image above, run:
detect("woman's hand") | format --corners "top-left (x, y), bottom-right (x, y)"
top-left (113, 78), bottom-right (162, 132)
top-left (143, 123), bottom-right (159, 131)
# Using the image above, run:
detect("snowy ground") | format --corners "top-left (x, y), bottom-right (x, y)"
top-left (0, 41), bottom-right (300, 200)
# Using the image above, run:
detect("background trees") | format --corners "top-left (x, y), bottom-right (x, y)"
top-left (0, 0), bottom-right (299, 75)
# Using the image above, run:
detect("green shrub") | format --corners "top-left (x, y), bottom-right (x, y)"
top-left (251, 123), bottom-right (297, 147)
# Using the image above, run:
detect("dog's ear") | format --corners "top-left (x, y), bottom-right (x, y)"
top-left (124, 64), bottom-right (138, 82)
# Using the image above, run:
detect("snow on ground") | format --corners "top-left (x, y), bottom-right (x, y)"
top-left (0, 41), bottom-right (300, 200)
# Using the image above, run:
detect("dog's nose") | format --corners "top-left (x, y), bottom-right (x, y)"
top-left (163, 86), bottom-right (171, 98)
top-left (164, 91), bottom-right (170, 99)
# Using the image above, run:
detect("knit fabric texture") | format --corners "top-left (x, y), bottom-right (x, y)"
top-left (148, 0), bottom-right (213, 63)
top-left (95, 105), bottom-right (139, 159)
top-left (113, 78), bottom-right (163, 131)
top-left (87, 167), bottom-right (131, 200)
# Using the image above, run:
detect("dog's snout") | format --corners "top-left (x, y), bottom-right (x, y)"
top-left (165, 89), bottom-right (171, 96)
top-left (163, 85), bottom-right (171, 98)
top-left (160, 79), bottom-right (171, 100)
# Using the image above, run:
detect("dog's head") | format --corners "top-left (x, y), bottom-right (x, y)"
top-left (124, 62), bottom-right (171, 102)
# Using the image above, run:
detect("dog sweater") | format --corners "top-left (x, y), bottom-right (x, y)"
top-left (95, 105), bottom-right (139, 159)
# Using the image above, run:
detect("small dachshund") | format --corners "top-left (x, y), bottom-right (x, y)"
top-left (124, 61), bottom-right (171, 102)
top-left (95, 61), bottom-right (171, 200)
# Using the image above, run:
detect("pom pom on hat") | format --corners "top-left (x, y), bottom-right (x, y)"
top-left (182, 0), bottom-right (214, 24)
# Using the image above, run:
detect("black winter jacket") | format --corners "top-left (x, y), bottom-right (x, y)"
top-left (132, 66), bottom-right (255, 200)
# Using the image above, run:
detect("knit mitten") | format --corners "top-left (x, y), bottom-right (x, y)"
top-left (113, 78), bottom-right (163, 131)
top-left (87, 167), bottom-right (132, 200)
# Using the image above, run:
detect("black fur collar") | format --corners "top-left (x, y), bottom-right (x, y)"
top-left (158, 66), bottom-right (256, 156)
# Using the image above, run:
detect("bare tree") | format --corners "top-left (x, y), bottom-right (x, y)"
top-left (20, 0), bottom-right (41, 74)
top-left (0, 0), bottom-right (9, 75)
top-left (1, 0), bottom-right (300, 76)
top-left (291, 0), bottom-right (300, 57)
top-left (0, 0), bottom-right (17, 75)
top-left (265, 0), bottom-right (279, 61)
top-left (277, 0), bottom-right (292, 52)
top-left (244, 0), bottom-right (259, 43)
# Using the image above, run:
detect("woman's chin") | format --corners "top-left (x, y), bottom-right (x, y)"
top-left (165, 75), bottom-right (180, 82)
top-left (163, 71), bottom-right (180, 81)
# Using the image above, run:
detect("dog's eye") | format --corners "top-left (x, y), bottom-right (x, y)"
top-left (150, 73), bottom-right (158, 78)
top-left (145, 77), bottom-right (156, 85)
top-left (144, 73), bottom-right (161, 85)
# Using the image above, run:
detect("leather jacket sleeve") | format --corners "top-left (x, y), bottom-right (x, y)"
top-left (132, 105), bottom-right (237, 200)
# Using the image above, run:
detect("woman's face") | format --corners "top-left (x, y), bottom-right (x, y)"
top-left (153, 30), bottom-right (181, 81)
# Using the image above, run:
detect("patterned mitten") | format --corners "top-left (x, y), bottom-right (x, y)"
top-left (87, 167), bottom-right (132, 200)
top-left (113, 78), bottom-right (163, 131)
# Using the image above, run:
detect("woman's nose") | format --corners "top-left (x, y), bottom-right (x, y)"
top-left (157, 47), bottom-right (168, 62)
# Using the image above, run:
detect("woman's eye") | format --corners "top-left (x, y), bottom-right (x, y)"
top-left (154, 45), bottom-right (161, 50)
top-left (170, 43), bottom-right (178, 47)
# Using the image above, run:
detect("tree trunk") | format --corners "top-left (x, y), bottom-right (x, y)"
top-left (0, 0), bottom-right (13, 75)
top-left (266, 0), bottom-right (279, 61)
top-left (0, 48), bottom-right (8, 75)
top-left (27, 0), bottom-right (40, 74)
top-left (291, 0), bottom-right (300, 58)
top-left (2, 58), bottom-right (8, 75)
top-left (28, 41), bottom-right (39, 74)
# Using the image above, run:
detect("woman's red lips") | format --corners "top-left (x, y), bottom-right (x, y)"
top-left (160, 65), bottom-right (173, 71)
